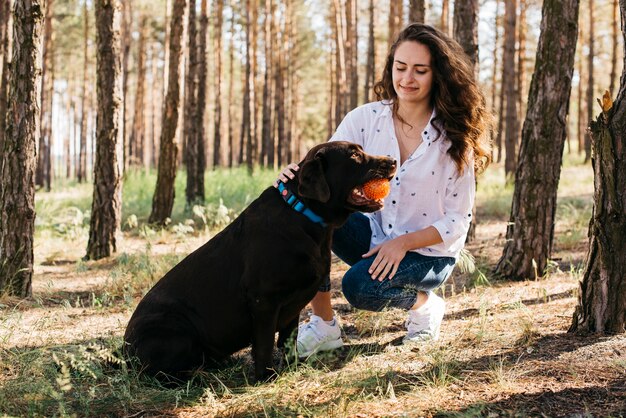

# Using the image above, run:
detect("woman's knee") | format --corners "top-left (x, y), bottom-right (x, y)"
top-left (341, 265), bottom-right (371, 310)
top-left (342, 263), bottom-right (390, 311)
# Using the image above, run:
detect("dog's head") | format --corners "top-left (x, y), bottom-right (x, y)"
top-left (295, 141), bottom-right (396, 225)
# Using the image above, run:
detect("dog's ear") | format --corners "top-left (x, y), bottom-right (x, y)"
top-left (298, 151), bottom-right (330, 202)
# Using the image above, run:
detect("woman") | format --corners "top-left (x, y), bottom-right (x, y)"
top-left (277, 23), bottom-right (491, 357)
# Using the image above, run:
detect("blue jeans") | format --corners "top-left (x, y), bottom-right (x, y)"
top-left (322, 213), bottom-right (456, 311)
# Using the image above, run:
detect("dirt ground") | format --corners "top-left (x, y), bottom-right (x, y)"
top-left (1, 216), bottom-right (625, 417)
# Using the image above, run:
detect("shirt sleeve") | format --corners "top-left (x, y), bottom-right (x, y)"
top-left (329, 106), bottom-right (366, 146)
top-left (431, 163), bottom-right (476, 249)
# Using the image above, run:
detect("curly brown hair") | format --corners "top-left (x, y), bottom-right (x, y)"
top-left (374, 23), bottom-right (492, 174)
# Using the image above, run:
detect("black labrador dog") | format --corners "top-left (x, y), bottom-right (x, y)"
top-left (124, 141), bottom-right (396, 381)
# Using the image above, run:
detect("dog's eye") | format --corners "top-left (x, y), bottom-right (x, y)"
top-left (350, 152), bottom-right (363, 162)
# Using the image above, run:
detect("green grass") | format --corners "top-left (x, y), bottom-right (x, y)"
top-left (35, 166), bottom-right (278, 237)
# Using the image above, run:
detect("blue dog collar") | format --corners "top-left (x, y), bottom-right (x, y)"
top-left (276, 182), bottom-right (326, 226)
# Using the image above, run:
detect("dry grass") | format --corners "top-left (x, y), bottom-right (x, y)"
top-left (1, 161), bottom-right (625, 417)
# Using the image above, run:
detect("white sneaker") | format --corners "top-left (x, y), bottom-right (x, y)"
top-left (403, 291), bottom-right (446, 344)
top-left (296, 314), bottom-right (343, 358)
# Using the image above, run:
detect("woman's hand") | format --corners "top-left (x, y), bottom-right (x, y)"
top-left (362, 236), bottom-right (410, 281)
top-left (273, 163), bottom-right (300, 188)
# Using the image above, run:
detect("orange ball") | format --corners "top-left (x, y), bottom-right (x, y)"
top-left (363, 179), bottom-right (391, 200)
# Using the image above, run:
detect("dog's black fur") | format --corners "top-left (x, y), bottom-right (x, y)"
top-left (123, 141), bottom-right (396, 381)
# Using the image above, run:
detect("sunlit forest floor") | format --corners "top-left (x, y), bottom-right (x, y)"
top-left (1, 156), bottom-right (625, 417)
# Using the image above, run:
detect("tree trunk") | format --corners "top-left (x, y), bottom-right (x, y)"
top-left (577, 29), bottom-right (584, 155)
top-left (609, 0), bottom-right (618, 96)
top-left (490, 0), bottom-right (501, 161)
top-left (148, 44), bottom-right (158, 168)
top-left (78, 0), bottom-right (89, 183)
top-left (452, 0), bottom-right (478, 71)
top-left (65, 79), bottom-right (72, 178)
top-left (130, 15), bottom-right (147, 168)
top-left (571, 0), bottom-right (626, 334)
top-left (85, 0), bottom-right (123, 261)
top-left (36, 0), bottom-right (53, 191)
top-left (275, 4), bottom-right (288, 168)
top-left (333, 0), bottom-right (347, 128)
top-left (242, 0), bottom-right (252, 172)
top-left (363, 0), bottom-right (375, 103)
top-left (453, 0), bottom-right (479, 243)
top-left (389, 0), bottom-right (402, 46)
top-left (496, 10), bottom-right (505, 163)
top-left (583, 0), bottom-right (594, 163)
top-left (503, 0), bottom-right (518, 179)
top-left (120, 0), bottom-right (131, 172)
top-left (517, 0), bottom-right (527, 122)
top-left (408, 0), bottom-right (424, 24)
top-left (193, 0), bottom-right (207, 202)
top-left (0, 0), bottom-right (11, 155)
top-left (346, 0), bottom-right (357, 110)
top-left (327, 14), bottom-right (336, 139)
top-left (184, 0), bottom-right (199, 206)
top-left (570, 0), bottom-right (626, 332)
top-left (440, 0), bottom-right (449, 35)
top-left (249, 0), bottom-right (258, 169)
top-left (261, 0), bottom-right (273, 167)
top-left (227, 1), bottom-right (235, 168)
top-left (149, 0), bottom-right (186, 225)
top-left (0, 0), bottom-right (43, 297)
top-left (286, 0), bottom-right (298, 159)
top-left (213, 0), bottom-right (223, 168)
top-left (494, 0), bottom-right (580, 281)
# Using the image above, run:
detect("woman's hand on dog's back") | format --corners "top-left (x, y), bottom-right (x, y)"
top-left (273, 163), bottom-right (300, 187)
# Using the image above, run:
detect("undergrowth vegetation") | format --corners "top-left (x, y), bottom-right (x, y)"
top-left (2, 157), bottom-right (618, 417)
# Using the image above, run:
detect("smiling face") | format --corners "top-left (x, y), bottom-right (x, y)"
top-left (392, 41), bottom-right (434, 106)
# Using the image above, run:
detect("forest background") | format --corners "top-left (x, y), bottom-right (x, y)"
top-left (0, 0), bottom-right (625, 416)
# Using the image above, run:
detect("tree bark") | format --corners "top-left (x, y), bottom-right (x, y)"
top-left (149, 42), bottom-right (159, 169)
top-left (577, 27), bottom-right (584, 155)
top-left (193, 0), bottom-right (207, 201)
top-left (120, 0), bottom-right (131, 172)
top-left (130, 15), bottom-right (147, 168)
top-left (494, 0), bottom-right (580, 281)
top-left (346, 0), bottom-right (357, 110)
top-left (570, 9), bottom-right (626, 332)
top-left (363, 0), bottom-right (375, 103)
top-left (242, 0), bottom-right (253, 171)
top-left (583, 0), bottom-right (594, 163)
top-left (453, 0), bottom-right (479, 243)
top-left (408, 0), bottom-right (425, 24)
top-left (261, 0), bottom-right (273, 167)
top-left (440, 0), bottom-right (449, 35)
top-left (274, 3), bottom-right (286, 168)
top-left (389, 0), bottom-right (402, 46)
top-left (503, 0), bottom-right (518, 179)
top-left (249, 0), bottom-right (258, 169)
top-left (0, 0), bottom-right (43, 297)
top-left (517, 0), bottom-right (527, 122)
top-left (227, 1), bottom-right (235, 167)
top-left (213, 0), bottom-right (223, 168)
top-left (85, 0), bottom-right (123, 261)
top-left (332, 0), bottom-right (347, 128)
top-left (184, 0), bottom-right (199, 206)
top-left (452, 0), bottom-right (478, 71)
top-left (36, 0), bottom-right (53, 191)
top-left (149, 0), bottom-right (186, 225)
top-left (609, 0), bottom-right (618, 96)
top-left (0, 0), bottom-right (11, 155)
top-left (490, 0), bottom-right (501, 161)
top-left (65, 77), bottom-right (72, 178)
top-left (571, 0), bottom-right (626, 334)
top-left (78, 0), bottom-right (89, 183)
